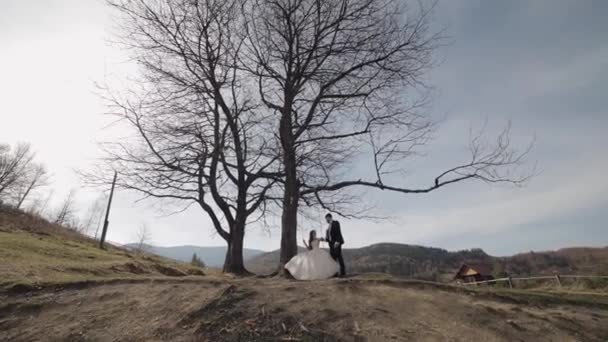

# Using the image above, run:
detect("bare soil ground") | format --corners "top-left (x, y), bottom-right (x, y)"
top-left (2, 208), bottom-right (607, 341)
top-left (1, 275), bottom-right (607, 342)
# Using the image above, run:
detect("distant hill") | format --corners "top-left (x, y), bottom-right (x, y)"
top-left (247, 243), bottom-right (608, 281)
top-left (124, 243), bottom-right (266, 268)
top-left (501, 247), bottom-right (608, 276)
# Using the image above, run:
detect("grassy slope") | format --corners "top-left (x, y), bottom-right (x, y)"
top-left (0, 206), bottom-right (204, 291)
top-left (342, 273), bottom-right (608, 307)
top-left (2, 206), bottom-right (608, 340)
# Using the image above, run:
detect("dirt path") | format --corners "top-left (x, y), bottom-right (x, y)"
top-left (1, 276), bottom-right (607, 341)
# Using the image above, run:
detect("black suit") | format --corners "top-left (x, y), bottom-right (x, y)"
top-left (326, 220), bottom-right (346, 276)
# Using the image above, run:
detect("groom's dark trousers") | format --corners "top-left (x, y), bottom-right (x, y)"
top-left (330, 243), bottom-right (346, 277)
top-left (327, 220), bottom-right (346, 276)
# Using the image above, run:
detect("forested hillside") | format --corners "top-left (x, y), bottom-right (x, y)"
top-left (247, 243), bottom-right (608, 281)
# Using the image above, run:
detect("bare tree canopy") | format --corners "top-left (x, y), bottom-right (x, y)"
top-left (0, 142), bottom-right (50, 208)
top-left (81, 194), bottom-right (107, 238)
top-left (239, 0), bottom-right (533, 267)
top-left (99, 0), bottom-right (533, 274)
top-left (54, 189), bottom-right (77, 227)
top-left (14, 163), bottom-right (50, 209)
top-left (92, 0), bottom-right (280, 274)
top-left (134, 223), bottom-right (152, 252)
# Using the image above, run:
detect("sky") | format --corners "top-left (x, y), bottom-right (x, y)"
top-left (1, 0), bottom-right (607, 256)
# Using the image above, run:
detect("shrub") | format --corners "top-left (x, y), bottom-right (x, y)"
top-left (190, 253), bottom-right (206, 268)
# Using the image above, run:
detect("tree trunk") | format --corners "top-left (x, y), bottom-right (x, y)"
top-left (16, 180), bottom-right (35, 209)
top-left (279, 144), bottom-right (299, 268)
top-left (280, 177), bottom-right (299, 266)
top-left (279, 96), bottom-right (298, 271)
top-left (222, 221), bottom-right (248, 275)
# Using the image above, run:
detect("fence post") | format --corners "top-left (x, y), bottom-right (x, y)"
top-left (555, 274), bottom-right (562, 287)
top-left (507, 276), bottom-right (513, 289)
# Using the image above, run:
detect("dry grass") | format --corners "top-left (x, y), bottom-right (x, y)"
top-left (2, 277), bottom-right (608, 341)
top-left (0, 206), bottom-right (205, 292)
top-left (2, 207), bottom-right (608, 341)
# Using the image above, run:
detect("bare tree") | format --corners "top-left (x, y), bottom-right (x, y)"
top-left (134, 223), bottom-right (151, 252)
top-left (54, 189), bottom-right (77, 227)
top-left (101, 0), bottom-right (533, 275)
top-left (81, 195), bottom-right (107, 237)
top-left (27, 189), bottom-right (54, 218)
top-left (240, 0), bottom-right (534, 267)
top-left (93, 0), bottom-right (279, 274)
top-left (0, 142), bottom-right (36, 203)
top-left (14, 163), bottom-right (50, 209)
top-left (0, 142), bottom-right (50, 209)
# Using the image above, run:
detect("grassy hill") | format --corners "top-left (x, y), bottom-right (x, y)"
top-left (2, 201), bottom-right (605, 290)
top-left (2, 205), bottom-right (608, 341)
top-left (0, 205), bottom-right (205, 292)
top-left (125, 243), bottom-right (265, 268)
top-left (247, 242), bottom-right (608, 282)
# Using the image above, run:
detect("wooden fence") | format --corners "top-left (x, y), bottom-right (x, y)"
top-left (459, 275), bottom-right (608, 288)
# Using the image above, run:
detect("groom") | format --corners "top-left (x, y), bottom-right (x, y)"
top-left (325, 213), bottom-right (346, 277)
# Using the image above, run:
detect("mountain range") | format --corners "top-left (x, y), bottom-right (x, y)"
top-left (124, 243), bottom-right (266, 268)
top-left (246, 243), bottom-right (608, 281)
top-left (126, 242), bottom-right (608, 280)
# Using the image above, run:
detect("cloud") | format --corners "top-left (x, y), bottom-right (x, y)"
top-left (512, 47), bottom-right (608, 98)
top-left (1, 0), bottom-right (607, 255)
top-left (369, 153), bottom-right (608, 246)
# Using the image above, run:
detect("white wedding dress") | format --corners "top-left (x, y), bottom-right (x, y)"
top-left (285, 239), bottom-right (339, 280)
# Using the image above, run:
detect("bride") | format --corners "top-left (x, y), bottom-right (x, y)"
top-left (285, 230), bottom-right (339, 280)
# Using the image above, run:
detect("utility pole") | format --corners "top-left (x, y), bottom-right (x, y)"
top-left (99, 171), bottom-right (117, 249)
